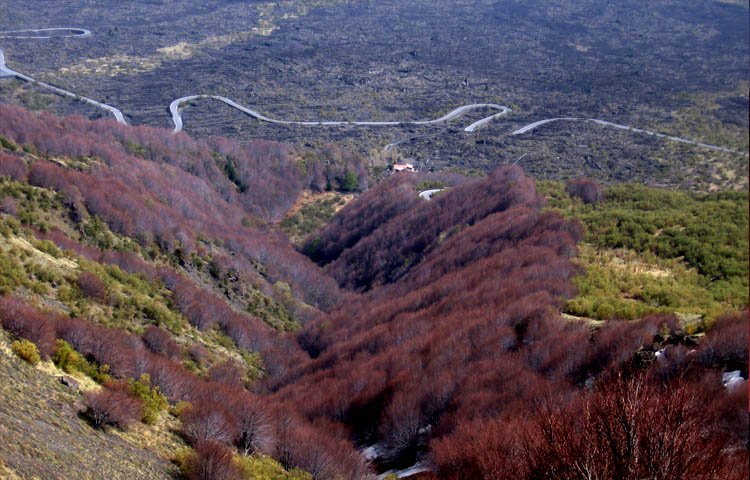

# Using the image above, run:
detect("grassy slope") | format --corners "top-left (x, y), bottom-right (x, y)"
top-left (0, 330), bottom-right (177, 480)
top-left (0, 180), bottom-right (262, 379)
top-left (0, 179), bottom-right (314, 480)
top-left (0, 148), bottom-right (312, 478)
top-left (279, 191), bottom-right (354, 246)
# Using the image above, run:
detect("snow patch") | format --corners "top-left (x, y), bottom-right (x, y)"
top-left (722, 370), bottom-right (745, 392)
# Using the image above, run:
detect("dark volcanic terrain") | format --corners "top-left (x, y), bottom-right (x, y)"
top-left (1, 0), bottom-right (748, 189)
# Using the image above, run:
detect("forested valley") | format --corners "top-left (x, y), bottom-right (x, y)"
top-left (0, 103), bottom-right (747, 480)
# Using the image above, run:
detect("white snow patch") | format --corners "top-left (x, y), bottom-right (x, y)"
top-left (377, 462), bottom-right (431, 479)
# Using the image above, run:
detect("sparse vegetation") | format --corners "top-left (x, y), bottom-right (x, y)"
top-left (280, 192), bottom-right (351, 246)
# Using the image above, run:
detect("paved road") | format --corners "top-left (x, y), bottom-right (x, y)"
top-left (0, 27), bottom-right (91, 39)
top-left (3, 27), bottom-right (746, 157)
top-left (172, 94), bottom-right (747, 155)
top-left (512, 117), bottom-right (581, 135)
top-left (0, 46), bottom-right (126, 124)
top-left (170, 95), bottom-right (511, 133)
top-left (418, 188), bottom-right (444, 199)
top-left (0, 27), bottom-right (125, 124)
top-left (512, 117), bottom-right (746, 155)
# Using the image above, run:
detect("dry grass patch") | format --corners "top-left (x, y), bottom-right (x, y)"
top-left (0, 329), bottom-right (176, 480)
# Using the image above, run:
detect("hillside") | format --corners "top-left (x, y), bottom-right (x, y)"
top-left (0, 103), bottom-right (748, 479)
top-left (539, 181), bottom-right (749, 320)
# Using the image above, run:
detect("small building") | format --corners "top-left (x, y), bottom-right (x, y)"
top-left (392, 163), bottom-right (415, 173)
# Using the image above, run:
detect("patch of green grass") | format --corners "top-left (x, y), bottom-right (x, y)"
top-left (236, 454), bottom-right (312, 480)
top-left (566, 245), bottom-right (728, 321)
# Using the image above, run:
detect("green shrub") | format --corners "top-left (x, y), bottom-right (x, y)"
top-left (52, 339), bottom-right (111, 383)
top-left (52, 339), bottom-right (79, 372)
top-left (415, 180), bottom-right (446, 191)
top-left (34, 239), bottom-right (62, 258)
top-left (171, 400), bottom-right (191, 418)
top-left (0, 135), bottom-right (19, 151)
top-left (0, 255), bottom-right (25, 290)
top-left (340, 170), bottom-right (359, 191)
top-left (241, 351), bottom-right (265, 382)
top-left (11, 339), bottom-right (40, 365)
top-left (31, 281), bottom-right (49, 295)
top-left (215, 331), bottom-right (236, 350)
top-left (172, 447), bottom-right (193, 476)
top-left (142, 301), bottom-right (182, 333)
top-left (4, 216), bottom-right (20, 234)
top-left (127, 374), bottom-right (168, 425)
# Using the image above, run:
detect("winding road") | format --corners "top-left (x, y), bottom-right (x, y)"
top-left (170, 95), bottom-right (511, 133)
top-left (418, 188), bottom-right (444, 199)
top-left (0, 31), bottom-right (126, 124)
top-left (511, 117), bottom-right (746, 155)
top-left (0, 27), bottom-right (91, 39)
top-left (1, 26), bottom-right (747, 158)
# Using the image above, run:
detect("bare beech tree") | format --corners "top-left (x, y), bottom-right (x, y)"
top-left (83, 384), bottom-right (143, 429)
top-left (182, 440), bottom-right (242, 480)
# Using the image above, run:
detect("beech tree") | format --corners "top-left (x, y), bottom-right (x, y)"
top-left (142, 325), bottom-right (181, 359)
top-left (565, 178), bottom-right (603, 204)
top-left (181, 399), bottom-right (237, 445)
top-left (228, 392), bottom-right (272, 455)
top-left (83, 384), bottom-right (143, 429)
top-left (188, 343), bottom-right (210, 366)
top-left (526, 374), bottom-right (745, 480)
top-left (182, 440), bottom-right (242, 480)
top-left (695, 311), bottom-right (749, 375)
top-left (208, 360), bottom-right (246, 388)
top-left (0, 152), bottom-right (27, 180)
top-left (0, 296), bottom-right (56, 357)
top-left (78, 271), bottom-right (108, 301)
